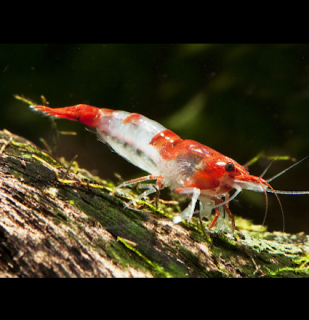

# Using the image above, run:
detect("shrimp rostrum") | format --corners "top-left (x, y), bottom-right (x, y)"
top-left (29, 104), bottom-right (309, 233)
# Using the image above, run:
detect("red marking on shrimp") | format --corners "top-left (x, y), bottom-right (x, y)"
top-left (150, 130), bottom-right (182, 160)
top-left (29, 103), bottom-right (309, 233)
top-left (100, 108), bottom-right (115, 116)
top-left (150, 130), bottom-right (182, 147)
top-left (123, 113), bottom-right (143, 124)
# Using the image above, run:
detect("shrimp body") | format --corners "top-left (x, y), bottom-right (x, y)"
top-left (30, 104), bottom-right (288, 233)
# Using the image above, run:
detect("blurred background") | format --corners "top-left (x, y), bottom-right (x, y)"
top-left (1, 43), bottom-right (309, 233)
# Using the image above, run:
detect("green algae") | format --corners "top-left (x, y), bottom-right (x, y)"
top-left (2, 129), bottom-right (309, 277)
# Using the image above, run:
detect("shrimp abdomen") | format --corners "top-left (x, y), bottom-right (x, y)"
top-left (96, 109), bottom-right (166, 174)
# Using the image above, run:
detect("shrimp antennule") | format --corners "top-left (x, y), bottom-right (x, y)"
top-left (259, 152), bottom-right (282, 179)
top-left (262, 156), bottom-right (309, 231)
top-left (266, 155), bottom-right (309, 194)
top-left (267, 155), bottom-right (309, 183)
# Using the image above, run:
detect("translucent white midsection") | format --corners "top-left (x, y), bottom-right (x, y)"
top-left (96, 110), bottom-right (166, 175)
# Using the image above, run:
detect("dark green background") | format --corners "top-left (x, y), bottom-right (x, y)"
top-left (1, 44), bottom-right (309, 233)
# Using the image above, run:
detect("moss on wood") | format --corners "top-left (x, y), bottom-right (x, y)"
top-left (0, 129), bottom-right (308, 277)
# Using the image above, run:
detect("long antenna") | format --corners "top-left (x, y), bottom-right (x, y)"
top-left (259, 156), bottom-right (278, 178)
top-left (267, 155), bottom-right (309, 183)
top-left (259, 180), bottom-right (269, 227)
top-left (266, 189), bottom-right (309, 195)
top-left (263, 180), bottom-right (285, 232)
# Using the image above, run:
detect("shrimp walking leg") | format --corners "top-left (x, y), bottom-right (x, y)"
top-left (116, 175), bottom-right (165, 207)
top-left (173, 187), bottom-right (200, 223)
top-left (222, 205), bottom-right (235, 233)
top-left (131, 183), bottom-right (159, 203)
top-left (116, 175), bottom-right (164, 189)
top-left (207, 196), bottom-right (235, 233)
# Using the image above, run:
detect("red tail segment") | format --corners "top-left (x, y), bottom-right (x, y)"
top-left (32, 104), bottom-right (102, 127)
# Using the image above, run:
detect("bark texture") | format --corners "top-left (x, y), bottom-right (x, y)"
top-left (0, 129), bottom-right (308, 278)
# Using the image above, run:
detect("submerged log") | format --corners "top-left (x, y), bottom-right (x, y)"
top-left (0, 129), bottom-right (308, 277)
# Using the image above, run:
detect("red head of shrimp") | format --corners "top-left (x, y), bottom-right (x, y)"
top-left (161, 136), bottom-right (309, 232)
top-left (150, 132), bottom-right (283, 232)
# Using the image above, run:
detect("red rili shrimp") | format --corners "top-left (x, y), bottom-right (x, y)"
top-left (29, 104), bottom-right (309, 233)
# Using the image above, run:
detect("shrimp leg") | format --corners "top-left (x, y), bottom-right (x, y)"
top-left (208, 196), bottom-right (235, 233)
top-left (116, 175), bottom-right (164, 189)
top-left (116, 175), bottom-right (165, 206)
top-left (172, 187), bottom-right (201, 223)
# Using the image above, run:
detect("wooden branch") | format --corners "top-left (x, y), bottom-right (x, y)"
top-left (0, 129), bottom-right (308, 277)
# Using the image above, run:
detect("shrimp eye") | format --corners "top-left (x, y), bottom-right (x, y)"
top-left (225, 162), bottom-right (235, 172)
